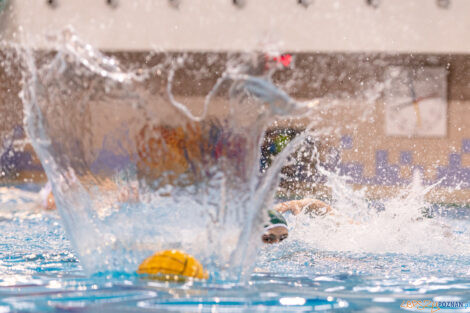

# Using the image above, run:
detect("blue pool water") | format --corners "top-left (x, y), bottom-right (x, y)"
top-left (1, 185), bottom-right (470, 313)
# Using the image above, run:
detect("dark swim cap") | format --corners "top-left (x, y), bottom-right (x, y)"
top-left (264, 209), bottom-right (288, 230)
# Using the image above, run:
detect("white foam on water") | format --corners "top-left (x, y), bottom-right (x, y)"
top-left (285, 169), bottom-right (470, 255)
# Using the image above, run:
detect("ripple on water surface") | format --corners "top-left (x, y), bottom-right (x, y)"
top-left (1, 188), bottom-right (470, 312)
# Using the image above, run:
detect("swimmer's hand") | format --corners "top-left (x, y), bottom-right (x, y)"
top-left (38, 182), bottom-right (57, 211)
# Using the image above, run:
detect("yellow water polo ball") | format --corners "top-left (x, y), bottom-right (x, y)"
top-left (137, 250), bottom-right (209, 281)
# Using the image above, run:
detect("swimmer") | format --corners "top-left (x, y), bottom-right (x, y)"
top-left (262, 198), bottom-right (337, 244)
top-left (262, 209), bottom-right (289, 244)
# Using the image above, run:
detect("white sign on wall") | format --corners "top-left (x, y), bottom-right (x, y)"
top-left (384, 66), bottom-right (448, 137)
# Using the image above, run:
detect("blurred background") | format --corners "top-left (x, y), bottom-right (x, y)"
top-left (0, 0), bottom-right (469, 204)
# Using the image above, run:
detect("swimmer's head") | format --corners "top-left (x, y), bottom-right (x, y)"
top-left (262, 209), bottom-right (288, 244)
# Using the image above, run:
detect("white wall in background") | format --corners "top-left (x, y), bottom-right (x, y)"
top-left (1, 0), bottom-right (469, 52)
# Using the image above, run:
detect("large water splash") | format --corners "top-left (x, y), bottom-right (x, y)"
top-left (19, 29), bottom-right (318, 281)
top-left (13, 26), bottom-right (466, 285)
top-left (259, 158), bottom-right (470, 269)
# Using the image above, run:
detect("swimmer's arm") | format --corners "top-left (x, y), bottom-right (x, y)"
top-left (274, 198), bottom-right (333, 216)
top-left (274, 201), bottom-right (303, 215)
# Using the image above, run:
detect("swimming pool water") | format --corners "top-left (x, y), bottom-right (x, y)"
top-left (1, 186), bottom-right (470, 313)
